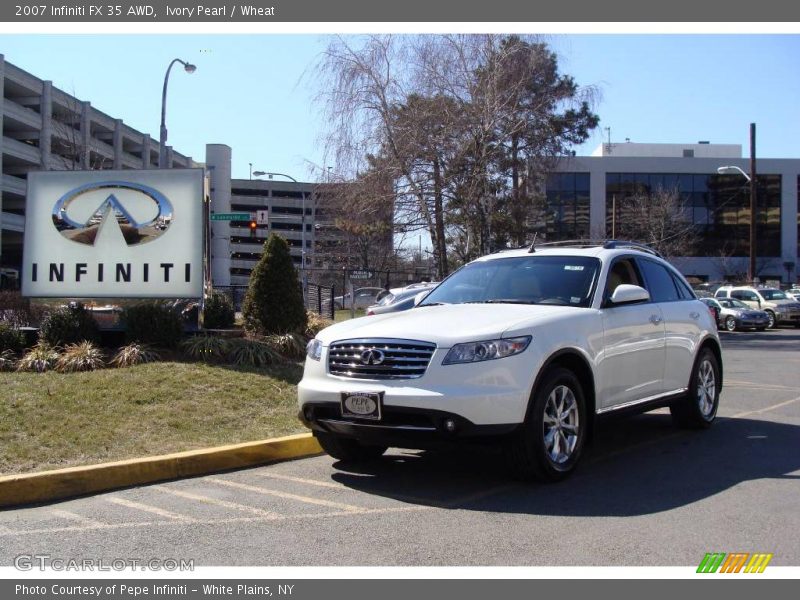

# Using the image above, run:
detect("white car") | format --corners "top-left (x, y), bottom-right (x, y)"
top-left (299, 242), bottom-right (722, 482)
top-left (714, 285), bottom-right (800, 329)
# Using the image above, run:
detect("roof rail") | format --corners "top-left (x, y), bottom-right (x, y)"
top-left (527, 239), bottom-right (606, 253)
top-left (524, 238), bottom-right (664, 258)
top-left (601, 240), bottom-right (663, 258)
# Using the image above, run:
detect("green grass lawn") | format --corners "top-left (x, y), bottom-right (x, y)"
top-left (0, 361), bottom-right (306, 475)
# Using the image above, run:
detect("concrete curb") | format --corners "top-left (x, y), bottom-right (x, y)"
top-left (0, 433), bottom-right (322, 509)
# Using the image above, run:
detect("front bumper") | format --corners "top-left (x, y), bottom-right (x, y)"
top-left (298, 346), bottom-right (539, 447)
top-left (298, 403), bottom-right (519, 449)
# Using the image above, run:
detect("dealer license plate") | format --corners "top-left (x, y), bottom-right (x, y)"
top-left (340, 391), bottom-right (383, 421)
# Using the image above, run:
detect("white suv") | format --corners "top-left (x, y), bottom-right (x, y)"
top-left (299, 242), bottom-right (722, 482)
top-left (714, 286), bottom-right (800, 329)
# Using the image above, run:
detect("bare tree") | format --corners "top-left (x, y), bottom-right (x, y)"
top-left (314, 34), bottom-right (599, 278)
top-left (612, 188), bottom-right (698, 259)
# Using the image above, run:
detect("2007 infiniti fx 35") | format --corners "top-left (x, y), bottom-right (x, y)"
top-left (298, 241), bottom-right (722, 482)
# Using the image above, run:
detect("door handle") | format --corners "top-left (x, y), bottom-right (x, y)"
top-left (649, 314), bottom-right (662, 325)
top-left (690, 311), bottom-right (700, 319)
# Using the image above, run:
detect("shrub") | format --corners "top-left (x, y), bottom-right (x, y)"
top-left (265, 332), bottom-right (307, 361)
top-left (204, 292), bottom-right (236, 329)
top-left (111, 343), bottom-right (161, 368)
top-left (0, 290), bottom-right (46, 328)
top-left (0, 321), bottom-right (25, 354)
top-left (56, 342), bottom-right (105, 373)
top-left (181, 335), bottom-right (230, 362)
top-left (16, 343), bottom-right (60, 373)
top-left (123, 302), bottom-right (183, 348)
top-left (39, 305), bottom-right (100, 347)
top-left (227, 338), bottom-right (280, 368)
top-left (0, 349), bottom-right (16, 372)
top-left (305, 311), bottom-right (333, 338)
top-left (242, 234), bottom-right (307, 335)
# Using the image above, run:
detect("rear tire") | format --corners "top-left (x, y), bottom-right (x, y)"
top-left (505, 367), bottom-right (587, 483)
top-left (725, 316), bottom-right (737, 332)
top-left (766, 310), bottom-right (776, 329)
top-left (670, 348), bottom-right (720, 429)
top-left (314, 432), bottom-right (387, 462)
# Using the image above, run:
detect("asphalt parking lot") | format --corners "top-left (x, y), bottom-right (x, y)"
top-left (1, 328), bottom-right (799, 566)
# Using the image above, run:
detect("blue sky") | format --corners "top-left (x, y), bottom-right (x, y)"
top-left (2, 34), bottom-right (798, 183)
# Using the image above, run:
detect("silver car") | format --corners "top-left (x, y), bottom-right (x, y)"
top-left (713, 298), bottom-right (770, 331)
top-left (365, 283), bottom-right (437, 316)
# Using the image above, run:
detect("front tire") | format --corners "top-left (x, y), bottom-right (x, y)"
top-left (766, 310), bottom-right (776, 329)
top-left (670, 348), bottom-right (720, 429)
top-left (725, 316), bottom-right (737, 332)
top-left (314, 432), bottom-right (387, 462)
top-left (505, 367), bottom-right (587, 483)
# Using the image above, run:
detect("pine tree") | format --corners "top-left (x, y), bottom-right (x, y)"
top-left (242, 234), bottom-right (308, 335)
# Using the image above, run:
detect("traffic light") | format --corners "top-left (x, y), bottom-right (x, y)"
top-left (249, 220), bottom-right (257, 238)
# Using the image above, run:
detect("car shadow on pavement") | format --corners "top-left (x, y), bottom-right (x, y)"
top-left (329, 413), bottom-right (800, 517)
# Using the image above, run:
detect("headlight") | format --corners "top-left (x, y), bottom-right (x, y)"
top-left (442, 336), bottom-right (531, 365)
top-left (306, 338), bottom-right (322, 361)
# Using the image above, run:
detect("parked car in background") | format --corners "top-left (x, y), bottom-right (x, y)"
top-left (714, 298), bottom-right (770, 331)
top-left (714, 286), bottom-right (800, 329)
top-left (699, 297), bottom-right (722, 326)
top-left (366, 283), bottom-right (438, 316)
top-left (332, 287), bottom-right (385, 310)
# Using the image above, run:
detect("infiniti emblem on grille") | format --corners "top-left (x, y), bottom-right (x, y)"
top-left (360, 349), bottom-right (385, 365)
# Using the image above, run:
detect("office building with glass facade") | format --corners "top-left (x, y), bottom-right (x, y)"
top-left (546, 142), bottom-right (800, 283)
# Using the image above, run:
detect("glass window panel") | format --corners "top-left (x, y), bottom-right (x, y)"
top-left (575, 173), bottom-right (590, 191)
top-left (693, 174), bottom-right (709, 193)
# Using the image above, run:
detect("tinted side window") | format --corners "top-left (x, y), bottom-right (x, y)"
top-left (639, 259), bottom-right (680, 303)
top-left (671, 273), bottom-right (695, 300)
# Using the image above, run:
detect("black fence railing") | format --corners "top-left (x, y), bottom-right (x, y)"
top-left (306, 283), bottom-right (335, 320)
top-left (213, 283), bottom-right (335, 320)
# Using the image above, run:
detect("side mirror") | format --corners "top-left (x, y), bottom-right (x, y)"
top-left (609, 284), bottom-right (650, 306)
top-left (413, 291), bottom-right (428, 306)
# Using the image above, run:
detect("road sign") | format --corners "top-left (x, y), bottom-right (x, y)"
top-left (210, 213), bottom-right (252, 221)
top-left (350, 270), bottom-right (373, 280)
top-left (256, 210), bottom-right (269, 225)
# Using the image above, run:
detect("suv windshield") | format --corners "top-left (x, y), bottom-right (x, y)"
top-left (420, 255), bottom-right (601, 308)
top-left (760, 289), bottom-right (788, 300)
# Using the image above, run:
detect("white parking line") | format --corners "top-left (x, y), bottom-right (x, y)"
top-left (104, 497), bottom-right (195, 522)
top-left (153, 486), bottom-right (281, 519)
top-left (206, 477), bottom-right (365, 512)
top-left (733, 395), bottom-right (800, 418)
top-left (0, 504), bottom-right (433, 538)
top-left (255, 471), bottom-right (347, 489)
top-left (727, 380), bottom-right (800, 392)
top-left (50, 509), bottom-right (104, 527)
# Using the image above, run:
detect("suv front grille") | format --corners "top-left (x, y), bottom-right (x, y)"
top-left (328, 338), bottom-right (436, 380)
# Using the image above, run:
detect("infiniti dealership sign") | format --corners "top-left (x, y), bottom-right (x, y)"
top-left (23, 169), bottom-right (204, 298)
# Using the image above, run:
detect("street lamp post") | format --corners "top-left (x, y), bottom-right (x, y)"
top-left (716, 123), bottom-right (757, 283)
top-left (159, 58), bottom-right (196, 168)
top-left (252, 171), bottom-right (308, 300)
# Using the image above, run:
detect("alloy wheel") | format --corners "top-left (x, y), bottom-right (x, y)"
top-left (543, 385), bottom-right (580, 464)
top-left (696, 359), bottom-right (716, 418)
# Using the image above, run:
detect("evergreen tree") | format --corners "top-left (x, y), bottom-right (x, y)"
top-left (242, 234), bottom-right (307, 335)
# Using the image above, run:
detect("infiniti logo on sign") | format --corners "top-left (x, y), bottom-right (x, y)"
top-left (52, 181), bottom-right (174, 246)
top-left (360, 349), bottom-right (385, 365)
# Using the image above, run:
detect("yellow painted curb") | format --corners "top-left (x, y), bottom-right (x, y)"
top-left (0, 433), bottom-right (322, 509)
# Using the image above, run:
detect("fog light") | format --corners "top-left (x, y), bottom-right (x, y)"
top-left (444, 419), bottom-right (457, 433)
